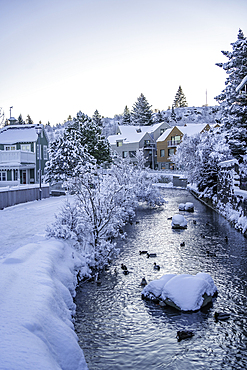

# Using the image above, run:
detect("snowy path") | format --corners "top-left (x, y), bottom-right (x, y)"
top-left (0, 195), bottom-right (70, 258)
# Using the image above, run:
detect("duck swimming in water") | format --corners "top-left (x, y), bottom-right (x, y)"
top-left (147, 253), bottom-right (157, 258)
top-left (121, 263), bottom-right (128, 270)
top-left (214, 312), bottom-right (230, 321)
top-left (140, 277), bottom-right (147, 286)
top-left (153, 262), bottom-right (160, 270)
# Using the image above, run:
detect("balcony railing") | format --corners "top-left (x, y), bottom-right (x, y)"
top-left (0, 150), bottom-right (36, 164)
top-left (167, 140), bottom-right (180, 147)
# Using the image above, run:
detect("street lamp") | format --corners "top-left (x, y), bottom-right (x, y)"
top-left (35, 124), bottom-right (42, 200)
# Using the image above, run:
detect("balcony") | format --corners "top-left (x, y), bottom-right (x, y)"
top-left (167, 140), bottom-right (180, 147)
top-left (0, 150), bottom-right (36, 165)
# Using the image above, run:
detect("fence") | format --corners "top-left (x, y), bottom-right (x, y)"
top-left (0, 184), bottom-right (49, 210)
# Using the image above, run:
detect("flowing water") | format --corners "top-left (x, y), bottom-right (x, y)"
top-left (74, 188), bottom-right (247, 370)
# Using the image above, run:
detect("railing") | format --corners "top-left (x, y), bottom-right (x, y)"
top-left (167, 140), bottom-right (180, 147)
top-left (0, 150), bottom-right (36, 164)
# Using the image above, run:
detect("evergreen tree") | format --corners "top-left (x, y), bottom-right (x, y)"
top-left (171, 106), bottom-right (177, 123)
top-left (17, 114), bottom-right (24, 125)
top-left (173, 86), bottom-right (188, 108)
top-left (153, 110), bottom-right (164, 124)
top-left (215, 29), bottom-right (247, 162)
top-left (0, 108), bottom-right (5, 128)
top-left (122, 106), bottom-right (131, 125)
top-left (92, 109), bottom-right (102, 127)
top-left (131, 93), bottom-right (153, 126)
top-left (26, 115), bottom-right (33, 124)
top-left (67, 111), bottom-right (112, 165)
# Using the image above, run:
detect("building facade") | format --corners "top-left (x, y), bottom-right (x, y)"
top-left (0, 122), bottom-right (49, 187)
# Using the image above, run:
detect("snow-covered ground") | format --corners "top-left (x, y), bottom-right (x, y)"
top-left (0, 196), bottom-right (89, 370)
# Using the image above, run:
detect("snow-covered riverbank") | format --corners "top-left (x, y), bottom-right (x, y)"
top-left (0, 196), bottom-right (89, 370)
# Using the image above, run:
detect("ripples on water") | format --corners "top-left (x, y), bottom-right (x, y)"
top-left (75, 189), bottom-right (247, 370)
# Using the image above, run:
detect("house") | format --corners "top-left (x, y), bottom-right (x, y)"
top-left (108, 121), bottom-right (171, 168)
top-left (156, 123), bottom-right (211, 170)
top-left (0, 121), bottom-right (49, 186)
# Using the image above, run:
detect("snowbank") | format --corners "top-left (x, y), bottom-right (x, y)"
top-left (142, 273), bottom-right (217, 311)
top-left (0, 239), bottom-right (89, 370)
top-left (171, 214), bottom-right (188, 229)
top-left (179, 202), bottom-right (194, 211)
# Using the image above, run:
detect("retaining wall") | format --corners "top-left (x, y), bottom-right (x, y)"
top-left (0, 184), bottom-right (50, 209)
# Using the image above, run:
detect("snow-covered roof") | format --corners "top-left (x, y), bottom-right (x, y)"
top-left (157, 124), bottom-right (209, 142)
top-left (236, 75), bottom-right (247, 92)
top-left (108, 125), bottom-right (152, 145)
top-left (0, 125), bottom-right (40, 144)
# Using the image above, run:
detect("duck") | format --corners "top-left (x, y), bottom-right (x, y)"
top-left (147, 253), bottom-right (157, 258)
top-left (193, 220), bottom-right (197, 225)
top-left (139, 250), bottom-right (148, 255)
top-left (123, 269), bottom-right (129, 275)
top-left (154, 262), bottom-right (160, 270)
top-left (167, 217), bottom-right (172, 220)
top-left (180, 242), bottom-right (185, 247)
top-left (140, 277), bottom-right (147, 286)
top-left (121, 263), bottom-right (128, 270)
top-left (214, 312), bottom-right (230, 321)
top-left (176, 330), bottom-right (194, 341)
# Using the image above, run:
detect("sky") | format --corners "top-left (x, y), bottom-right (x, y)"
top-left (0, 0), bottom-right (246, 126)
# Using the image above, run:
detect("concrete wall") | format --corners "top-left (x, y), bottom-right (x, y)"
top-left (0, 184), bottom-right (49, 210)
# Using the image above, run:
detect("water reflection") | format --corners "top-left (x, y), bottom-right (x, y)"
top-left (75, 189), bottom-right (247, 370)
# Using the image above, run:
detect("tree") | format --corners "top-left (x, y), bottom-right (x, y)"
top-left (66, 111), bottom-right (112, 165)
top-left (17, 114), bottom-right (25, 125)
top-left (92, 109), bottom-right (102, 127)
top-left (122, 106), bottom-right (131, 125)
top-left (26, 115), bottom-right (33, 124)
top-left (0, 108), bottom-right (5, 128)
top-left (173, 86), bottom-right (188, 108)
top-left (131, 93), bottom-right (153, 126)
top-left (153, 110), bottom-right (164, 124)
top-left (215, 29), bottom-right (247, 163)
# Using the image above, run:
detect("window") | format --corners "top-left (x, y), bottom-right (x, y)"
top-left (160, 149), bottom-right (165, 157)
top-left (14, 170), bottom-right (18, 181)
top-left (37, 144), bottom-right (42, 159)
top-left (129, 151), bottom-right (136, 158)
top-left (144, 140), bottom-right (150, 147)
top-left (43, 145), bottom-right (48, 160)
top-left (21, 144), bottom-right (31, 151)
top-left (0, 171), bottom-right (6, 181)
top-left (122, 151), bottom-right (128, 158)
top-left (160, 129), bottom-right (165, 135)
top-left (117, 141), bottom-right (123, 147)
top-left (171, 135), bottom-right (180, 145)
top-left (168, 148), bottom-right (175, 157)
top-left (5, 145), bottom-right (16, 151)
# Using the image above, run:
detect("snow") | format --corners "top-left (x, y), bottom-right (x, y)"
top-left (0, 125), bottom-right (39, 144)
top-left (142, 273), bottom-right (217, 311)
top-left (171, 214), bottom-right (187, 228)
top-left (179, 202), bottom-right (194, 211)
top-left (0, 196), bottom-right (89, 370)
top-left (236, 75), bottom-right (247, 92)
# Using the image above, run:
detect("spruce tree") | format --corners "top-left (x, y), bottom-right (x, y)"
top-left (17, 114), bottom-right (24, 125)
top-left (92, 109), bottom-right (102, 127)
top-left (215, 29), bottom-right (247, 162)
top-left (122, 106), bottom-right (131, 125)
top-left (26, 115), bottom-right (33, 124)
top-left (131, 93), bottom-right (153, 126)
top-left (173, 86), bottom-right (188, 108)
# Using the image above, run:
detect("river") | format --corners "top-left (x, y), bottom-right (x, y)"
top-left (74, 188), bottom-right (247, 370)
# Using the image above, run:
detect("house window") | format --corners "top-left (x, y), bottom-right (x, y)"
top-left (122, 151), bottom-right (128, 158)
top-left (144, 140), bottom-right (150, 147)
top-left (43, 145), bottom-right (48, 160)
top-left (160, 129), bottom-right (165, 135)
top-left (5, 145), bottom-right (16, 151)
top-left (168, 148), bottom-right (175, 157)
top-left (37, 144), bottom-right (42, 159)
top-left (0, 171), bottom-right (6, 181)
top-left (171, 135), bottom-right (180, 145)
top-left (117, 141), bottom-right (122, 147)
top-left (160, 149), bottom-right (165, 157)
top-left (14, 170), bottom-right (18, 181)
top-left (21, 144), bottom-right (31, 151)
top-left (129, 151), bottom-right (136, 158)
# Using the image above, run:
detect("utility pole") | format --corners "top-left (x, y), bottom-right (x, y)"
top-left (9, 106), bottom-right (13, 118)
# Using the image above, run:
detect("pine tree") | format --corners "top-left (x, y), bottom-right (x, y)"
top-left (17, 114), bottom-right (24, 125)
top-left (92, 110), bottom-right (102, 127)
top-left (122, 106), bottom-right (131, 125)
top-left (215, 29), bottom-right (247, 162)
top-left (171, 106), bottom-right (177, 122)
top-left (131, 93), bottom-right (153, 126)
top-left (66, 111), bottom-right (112, 165)
top-left (26, 115), bottom-right (33, 124)
top-left (153, 110), bottom-right (164, 124)
top-left (173, 86), bottom-right (188, 108)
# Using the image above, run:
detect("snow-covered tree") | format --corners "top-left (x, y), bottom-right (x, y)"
top-left (153, 110), bottom-right (164, 124)
top-left (67, 111), bottom-right (111, 165)
top-left (26, 115), bottom-right (33, 124)
top-left (0, 108), bottom-right (5, 128)
top-left (17, 114), bottom-right (25, 125)
top-left (173, 86), bottom-right (188, 108)
top-left (122, 105), bottom-right (131, 125)
top-left (215, 29), bottom-right (247, 162)
top-left (92, 109), bottom-right (102, 127)
top-left (131, 93), bottom-right (153, 126)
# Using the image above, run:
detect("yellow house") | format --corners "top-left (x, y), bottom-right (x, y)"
top-left (156, 123), bottom-right (211, 170)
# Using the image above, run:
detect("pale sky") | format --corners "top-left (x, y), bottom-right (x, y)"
top-left (0, 0), bottom-right (246, 125)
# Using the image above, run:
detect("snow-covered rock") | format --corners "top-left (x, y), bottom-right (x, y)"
top-left (179, 202), bottom-right (194, 212)
top-left (142, 272), bottom-right (217, 311)
top-left (171, 214), bottom-right (187, 229)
